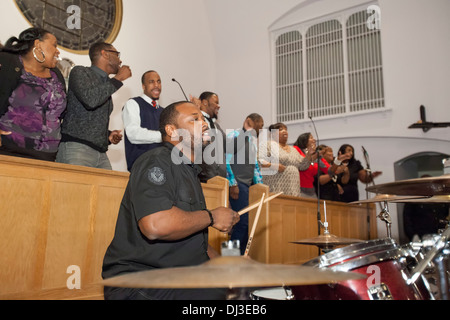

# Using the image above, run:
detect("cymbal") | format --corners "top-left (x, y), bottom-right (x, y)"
top-left (290, 234), bottom-right (364, 250)
top-left (366, 175), bottom-right (450, 196)
top-left (102, 256), bottom-right (366, 289)
top-left (390, 195), bottom-right (450, 203)
top-left (350, 194), bottom-right (428, 204)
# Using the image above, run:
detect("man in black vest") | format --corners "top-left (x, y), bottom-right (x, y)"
top-left (123, 70), bottom-right (163, 171)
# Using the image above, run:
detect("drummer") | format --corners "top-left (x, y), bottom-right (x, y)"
top-left (102, 101), bottom-right (240, 300)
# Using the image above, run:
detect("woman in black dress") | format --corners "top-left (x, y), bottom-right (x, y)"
top-left (337, 144), bottom-right (382, 203)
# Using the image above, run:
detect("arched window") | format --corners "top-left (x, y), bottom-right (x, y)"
top-left (273, 5), bottom-right (384, 122)
top-left (275, 31), bottom-right (303, 122)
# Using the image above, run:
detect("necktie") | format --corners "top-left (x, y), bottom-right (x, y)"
top-left (207, 117), bottom-right (215, 129)
top-left (152, 101), bottom-right (157, 108)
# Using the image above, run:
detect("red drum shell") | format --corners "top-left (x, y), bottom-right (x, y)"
top-left (292, 238), bottom-right (433, 300)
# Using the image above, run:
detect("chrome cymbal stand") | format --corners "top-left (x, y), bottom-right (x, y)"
top-left (378, 200), bottom-right (392, 238)
top-left (408, 225), bottom-right (450, 300)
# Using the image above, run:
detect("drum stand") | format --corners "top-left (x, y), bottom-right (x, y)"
top-left (319, 202), bottom-right (331, 253)
top-left (378, 201), bottom-right (393, 239)
top-left (408, 225), bottom-right (450, 300)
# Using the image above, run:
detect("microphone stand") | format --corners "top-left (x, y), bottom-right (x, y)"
top-left (309, 116), bottom-right (322, 240)
top-left (316, 152), bottom-right (322, 237)
top-left (172, 78), bottom-right (189, 101)
top-left (362, 146), bottom-right (377, 240)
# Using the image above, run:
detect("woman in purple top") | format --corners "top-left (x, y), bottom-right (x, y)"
top-left (0, 28), bottom-right (66, 161)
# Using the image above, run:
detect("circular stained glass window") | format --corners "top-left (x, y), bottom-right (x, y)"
top-left (14, 0), bottom-right (123, 54)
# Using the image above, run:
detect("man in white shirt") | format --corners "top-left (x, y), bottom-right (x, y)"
top-left (122, 70), bottom-right (163, 171)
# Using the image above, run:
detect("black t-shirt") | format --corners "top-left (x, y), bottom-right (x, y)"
top-left (102, 142), bottom-right (209, 282)
top-left (315, 170), bottom-right (344, 202)
top-left (340, 159), bottom-right (364, 203)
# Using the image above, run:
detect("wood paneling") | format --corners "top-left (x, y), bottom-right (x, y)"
top-left (0, 156), bottom-right (229, 300)
top-left (0, 156), bottom-right (128, 300)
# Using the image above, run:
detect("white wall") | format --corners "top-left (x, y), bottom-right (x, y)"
top-left (2, 0), bottom-right (450, 241)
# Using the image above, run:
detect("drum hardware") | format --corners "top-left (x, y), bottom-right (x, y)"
top-left (291, 201), bottom-right (364, 250)
top-left (407, 226), bottom-right (450, 300)
top-left (434, 252), bottom-right (449, 300)
top-left (367, 283), bottom-right (393, 300)
top-left (320, 200), bottom-right (330, 235)
top-left (283, 286), bottom-right (295, 300)
top-left (351, 195), bottom-right (429, 239)
top-left (406, 234), bottom-right (447, 299)
top-left (318, 200), bottom-right (331, 247)
top-left (250, 286), bottom-right (295, 300)
top-left (379, 201), bottom-right (393, 238)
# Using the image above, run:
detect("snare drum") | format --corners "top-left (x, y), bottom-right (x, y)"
top-left (292, 238), bottom-right (433, 300)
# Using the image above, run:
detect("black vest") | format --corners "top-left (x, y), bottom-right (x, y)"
top-left (124, 97), bottom-right (163, 171)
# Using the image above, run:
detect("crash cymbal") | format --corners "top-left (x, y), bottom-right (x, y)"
top-left (350, 194), bottom-right (428, 204)
top-left (102, 256), bottom-right (366, 289)
top-left (390, 195), bottom-right (450, 203)
top-left (290, 234), bottom-right (364, 250)
top-left (366, 175), bottom-right (450, 196)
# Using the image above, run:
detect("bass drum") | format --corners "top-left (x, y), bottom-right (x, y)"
top-left (292, 238), bottom-right (434, 300)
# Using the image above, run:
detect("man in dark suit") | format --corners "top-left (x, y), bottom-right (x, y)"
top-left (193, 91), bottom-right (227, 183)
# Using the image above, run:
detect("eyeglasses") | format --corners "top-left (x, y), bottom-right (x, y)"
top-left (105, 50), bottom-right (121, 58)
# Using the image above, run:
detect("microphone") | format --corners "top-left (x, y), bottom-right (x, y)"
top-left (172, 78), bottom-right (189, 101)
top-left (361, 146), bottom-right (371, 170)
top-left (362, 146), bottom-right (376, 188)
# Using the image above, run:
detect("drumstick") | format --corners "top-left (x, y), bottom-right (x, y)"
top-left (244, 193), bottom-right (265, 257)
top-left (238, 192), bottom-right (283, 216)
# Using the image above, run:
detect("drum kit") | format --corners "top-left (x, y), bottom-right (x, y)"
top-left (103, 175), bottom-right (450, 300)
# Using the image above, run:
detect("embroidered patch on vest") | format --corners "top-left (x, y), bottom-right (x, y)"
top-left (148, 167), bottom-right (166, 185)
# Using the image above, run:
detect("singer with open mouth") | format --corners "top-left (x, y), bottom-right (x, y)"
top-left (122, 70), bottom-right (164, 172)
top-left (0, 27), bottom-right (66, 161)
